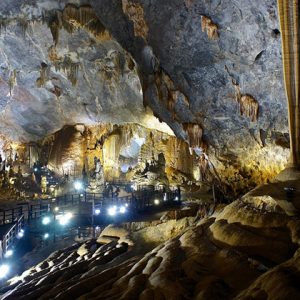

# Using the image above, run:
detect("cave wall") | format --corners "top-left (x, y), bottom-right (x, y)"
top-left (90, 0), bottom-right (289, 189)
top-left (42, 123), bottom-right (196, 185)
top-left (0, 1), bottom-right (173, 142)
top-left (0, 0), bottom-right (291, 192)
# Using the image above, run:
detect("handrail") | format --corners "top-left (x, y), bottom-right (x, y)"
top-left (0, 188), bottom-right (178, 226)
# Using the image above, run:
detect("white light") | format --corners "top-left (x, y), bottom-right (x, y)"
top-left (175, 196), bottom-right (179, 201)
top-left (154, 199), bottom-right (160, 205)
top-left (0, 265), bottom-right (9, 279)
top-left (163, 194), bottom-right (167, 201)
top-left (108, 206), bottom-right (117, 216)
top-left (65, 212), bottom-right (73, 220)
top-left (4, 250), bottom-right (13, 258)
top-left (131, 184), bottom-right (137, 191)
top-left (54, 206), bottom-right (59, 212)
top-left (58, 212), bottom-right (73, 226)
top-left (44, 233), bottom-right (49, 239)
top-left (95, 209), bottom-right (101, 215)
top-left (34, 168), bottom-right (38, 172)
top-left (125, 203), bottom-right (129, 207)
top-left (17, 231), bottom-right (24, 238)
top-left (119, 206), bottom-right (126, 214)
top-left (74, 181), bottom-right (83, 191)
top-left (42, 216), bottom-right (51, 225)
top-left (59, 217), bottom-right (69, 226)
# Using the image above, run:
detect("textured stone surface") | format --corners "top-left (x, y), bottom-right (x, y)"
top-left (0, 0), bottom-right (173, 142)
top-left (90, 0), bottom-right (289, 186)
top-left (2, 195), bottom-right (300, 299)
top-left (0, 0), bottom-right (291, 187)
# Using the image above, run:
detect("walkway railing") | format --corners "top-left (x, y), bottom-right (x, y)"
top-left (0, 189), bottom-right (178, 226)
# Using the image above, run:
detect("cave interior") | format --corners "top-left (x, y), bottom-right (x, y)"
top-left (0, 1), bottom-right (299, 300)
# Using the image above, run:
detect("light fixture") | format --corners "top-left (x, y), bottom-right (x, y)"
top-left (119, 206), bottom-right (126, 214)
top-left (95, 209), bottom-right (101, 215)
top-left (54, 206), bottom-right (59, 212)
top-left (5, 249), bottom-right (13, 258)
top-left (175, 196), bottom-right (179, 201)
top-left (17, 231), bottom-right (24, 238)
top-left (108, 206), bottom-right (117, 216)
top-left (59, 217), bottom-right (68, 226)
top-left (65, 212), bottom-right (73, 219)
top-left (0, 265), bottom-right (9, 279)
top-left (74, 181), bottom-right (83, 191)
top-left (34, 168), bottom-right (38, 172)
top-left (58, 212), bottom-right (73, 226)
top-left (42, 216), bottom-right (51, 225)
top-left (44, 233), bottom-right (49, 239)
top-left (154, 199), bottom-right (160, 205)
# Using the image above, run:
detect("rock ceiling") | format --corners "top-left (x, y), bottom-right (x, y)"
top-left (0, 0), bottom-right (173, 142)
top-left (0, 0), bottom-right (291, 182)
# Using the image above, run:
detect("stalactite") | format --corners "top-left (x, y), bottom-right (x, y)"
top-left (18, 18), bottom-right (29, 37)
top-left (48, 46), bottom-right (61, 62)
top-left (183, 123), bottom-right (203, 148)
top-left (49, 12), bottom-right (62, 45)
top-left (0, 19), bottom-right (8, 34)
top-left (201, 15), bottom-right (219, 40)
top-left (54, 57), bottom-right (80, 86)
top-left (36, 62), bottom-right (48, 88)
top-left (0, 17), bottom-right (33, 37)
top-left (233, 81), bottom-right (259, 122)
top-left (122, 0), bottom-right (149, 40)
top-left (154, 71), bottom-right (189, 120)
top-left (239, 95), bottom-right (259, 122)
top-left (8, 69), bottom-right (17, 96)
top-left (62, 4), bottom-right (109, 40)
top-left (226, 68), bottom-right (260, 123)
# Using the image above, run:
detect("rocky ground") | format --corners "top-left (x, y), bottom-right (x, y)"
top-left (1, 173), bottom-right (300, 300)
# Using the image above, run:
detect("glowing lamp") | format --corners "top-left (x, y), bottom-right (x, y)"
top-left (59, 217), bottom-right (69, 226)
top-left (42, 216), bottom-right (51, 225)
top-left (0, 265), bottom-right (9, 279)
top-left (74, 181), bottom-right (83, 191)
top-left (119, 206), bottom-right (126, 214)
top-left (4, 250), bottom-right (13, 258)
top-left (108, 206), bottom-right (117, 216)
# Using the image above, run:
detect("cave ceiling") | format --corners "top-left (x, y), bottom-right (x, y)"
top-left (0, 0), bottom-right (290, 180)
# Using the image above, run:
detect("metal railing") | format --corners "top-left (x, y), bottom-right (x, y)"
top-left (1, 215), bottom-right (24, 257)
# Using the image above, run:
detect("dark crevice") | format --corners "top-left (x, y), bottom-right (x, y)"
top-left (255, 50), bottom-right (265, 62)
top-left (272, 28), bottom-right (280, 38)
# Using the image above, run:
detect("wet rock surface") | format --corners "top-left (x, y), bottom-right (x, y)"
top-left (2, 188), bottom-right (300, 299)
